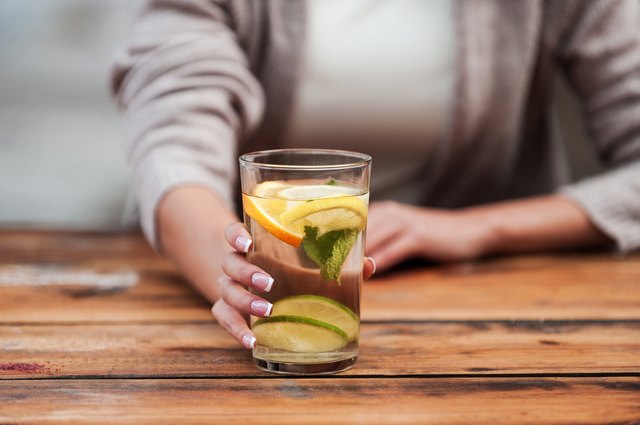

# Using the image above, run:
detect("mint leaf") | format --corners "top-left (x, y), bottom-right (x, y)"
top-left (301, 226), bottom-right (325, 265)
top-left (326, 179), bottom-right (338, 186)
top-left (303, 226), bottom-right (358, 282)
top-left (324, 229), bottom-right (358, 281)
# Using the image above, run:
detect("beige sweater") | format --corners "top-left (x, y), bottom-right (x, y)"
top-left (111, 0), bottom-right (640, 253)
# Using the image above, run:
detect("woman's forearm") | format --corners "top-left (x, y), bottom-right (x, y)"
top-left (157, 186), bottom-right (238, 303)
top-left (468, 194), bottom-right (612, 256)
top-left (156, 189), bottom-right (611, 298)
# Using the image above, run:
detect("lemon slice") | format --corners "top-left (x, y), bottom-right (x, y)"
top-left (253, 315), bottom-right (348, 353)
top-left (252, 181), bottom-right (290, 198)
top-left (278, 184), bottom-right (360, 200)
top-left (272, 295), bottom-right (359, 341)
top-left (242, 194), bottom-right (303, 247)
top-left (243, 181), bottom-right (367, 247)
top-left (280, 197), bottom-right (367, 234)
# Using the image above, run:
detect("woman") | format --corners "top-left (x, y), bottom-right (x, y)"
top-left (111, 0), bottom-right (640, 349)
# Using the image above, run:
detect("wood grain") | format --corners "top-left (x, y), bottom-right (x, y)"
top-left (364, 254), bottom-right (640, 320)
top-left (1, 230), bottom-right (639, 424)
top-left (1, 378), bottom-right (638, 424)
top-left (0, 275), bottom-right (211, 323)
top-left (0, 230), bottom-right (158, 265)
top-left (0, 322), bottom-right (638, 379)
top-left (1, 231), bottom-right (638, 322)
top-left (0, 230), bottom-right (212, 322)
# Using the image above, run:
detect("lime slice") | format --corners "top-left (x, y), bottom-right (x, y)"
top-left (272, 295), bottom-right (359, 342)
top-left (253, 315), bottom-right (348, 353)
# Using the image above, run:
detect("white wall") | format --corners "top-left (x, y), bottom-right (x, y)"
top-left (0, 0), bottom-right (133, 229)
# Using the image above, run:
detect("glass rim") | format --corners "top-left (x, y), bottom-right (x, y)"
top-left (239, 148), bottom-right (372, 171)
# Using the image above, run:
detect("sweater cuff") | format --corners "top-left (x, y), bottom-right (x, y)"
top-left (558, 163), bottom-right (640, 252)
top-left (135, 153), bottom-right (234, 253)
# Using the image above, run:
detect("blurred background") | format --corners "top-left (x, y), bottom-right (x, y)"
top-left (0, 1), bottom-right (600, 231)
top-left (0, 0), bottom-right (132, 229)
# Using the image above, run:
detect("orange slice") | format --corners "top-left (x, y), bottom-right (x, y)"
top-left (242, 194), bottom-right (303, 247)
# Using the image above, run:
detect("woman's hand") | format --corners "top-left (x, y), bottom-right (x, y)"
top-left (212, 223), bottom-right (377, 349)
top-left (365, 201), bottom-right (490, 272)
top-left (211, 223), bottom-right (276, 349)
top-left (365, 196), bottom-right (611, 273)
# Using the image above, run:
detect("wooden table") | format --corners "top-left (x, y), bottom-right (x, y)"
top-left (0, 230), bottom-right (638, 423)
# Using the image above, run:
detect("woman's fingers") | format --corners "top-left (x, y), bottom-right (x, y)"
top-left (363, 256), bottom-right (377, 280)
top-left (222, 222), bottom-right (275, 293)
top-left (215, 275), bottom-right (272, 350)
top-left (222, 252), bottom-right (274, 292)
top-left (224, 222), bottom-right (252, 253)
top-left (211, 299), bottom-right (256, 349)
top-left (219, 221), bottom-right (274, 350)
top-left (218, 275), bottom-right (273, 317)
top-left (366, 202), bottom-right (403, 254)
top-left (367, 234), bottom-right (418, 273)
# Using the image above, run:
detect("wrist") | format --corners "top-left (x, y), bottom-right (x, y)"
top-left (156, 186), bottom-right (238, 303)
top-left (158, 186), bottom-right (236, 256)
top-left (458, 207), bottom-right (502, 259)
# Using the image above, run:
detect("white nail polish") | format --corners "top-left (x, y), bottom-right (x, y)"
top-left (242, 334), bottom-right (256, 349)
top-left (250, 300), bottom-right (273, 317)
top-left (368, 257), bottom-right (377, 275)
top-left (251, 273), bottom-right (274, 292)
top-left (236, 236), bottom-right (252, 253)
top-left (265, 276), bottom-right (274, 292)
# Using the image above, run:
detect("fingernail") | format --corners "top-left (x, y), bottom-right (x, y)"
top-left (251, 273), bottom-right (274, 292)
top-left (367, 256), bottom-right (377, 275)
top-left (250, 299), bottom-right (273, 317)
top-left (242, 333), bottom-right (256, 349)
top-left (236, 236), bottom-right (252, 253)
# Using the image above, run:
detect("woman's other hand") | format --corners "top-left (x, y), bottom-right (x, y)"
top-left (365, 196), bottom-right (610, 273)
top-left (365, 201), bottom-right (490, 272)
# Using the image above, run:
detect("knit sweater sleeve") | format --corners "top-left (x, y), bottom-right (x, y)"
top-left (110, 0), bottom-right (264, 251)
top-left (554, 0), bottom-right (640, 252)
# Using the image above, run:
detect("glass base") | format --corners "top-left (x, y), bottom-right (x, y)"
top-left (254, 356), bottom-right (357, 375)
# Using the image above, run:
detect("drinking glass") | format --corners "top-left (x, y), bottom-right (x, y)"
top-left (239, 149), bottom-right (371, 374)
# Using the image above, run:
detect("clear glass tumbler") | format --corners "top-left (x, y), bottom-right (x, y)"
top-left (239, 149), bottom-right (371, 374)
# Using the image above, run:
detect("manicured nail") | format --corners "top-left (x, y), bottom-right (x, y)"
top-left (236, 236), bottom-right (252, 253)
top-left (242, 333), bottom-right (256, 349)
top-left (367, 256), bottom-right (377, 275)
top-left (251, 273), bottom-right (274, 292)
top-left (250, 300), bottom-right (273, 317)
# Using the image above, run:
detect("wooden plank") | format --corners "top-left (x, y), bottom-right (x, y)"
top-left (0, 268), bottom-right (211, 323)
top-left (1, 378), bottom-right (638, 424)
top-left (1, 322), bottom-right (638, 379)
top-left (0, 230), bottom-right (212, 323)
top-left (364, 253), bottom-right (640, 320)
top-left (0, 230), bottom-right (158, 265)
top-left (0, 230), bottom-right (638, 322)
